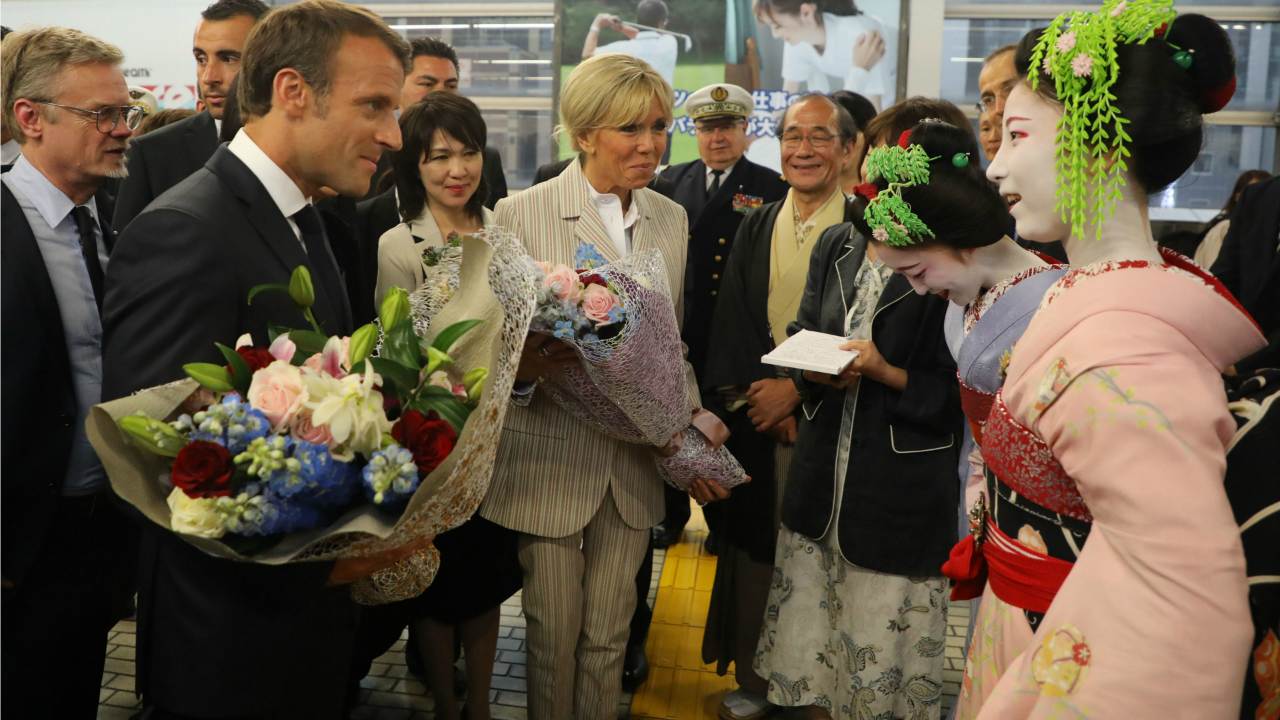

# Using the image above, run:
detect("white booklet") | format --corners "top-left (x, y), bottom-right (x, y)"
top-left (761, 329), bottom-right (860, 375)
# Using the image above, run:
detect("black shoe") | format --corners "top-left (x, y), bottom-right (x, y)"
top-left (651, 522), bottom-right (686, 549)
top-left (621, 640), bottom-right (650, 693)
top-left (703, 530), bottom-right (722, 556)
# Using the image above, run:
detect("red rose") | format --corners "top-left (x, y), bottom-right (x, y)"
top-left (228, 346), bottom-right (275, 380)
top-left (172, 441), bottom-right (235, 498)
top-left (577, 271), bottom-right (608, 288)
top-left (391, 409), bottom-right (458, 477)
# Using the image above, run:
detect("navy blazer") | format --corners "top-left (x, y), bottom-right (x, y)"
top-left (664, 157), bottom-right (789, 377)
top-left (1, 180), bottom-right (116, 585)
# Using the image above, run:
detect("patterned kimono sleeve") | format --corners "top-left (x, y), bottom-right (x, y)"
top-left (980, 311), bottom-right (1251, 720)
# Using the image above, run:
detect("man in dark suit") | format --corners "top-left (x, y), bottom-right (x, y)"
top-left (113, 0), bottom-right (268, 230)
top-left (1212, 175), bottom-right (1280, 375)
top-left (101, 4), bottom-right (430, 718)
top-left (1, 26), bottom-right (143, 718)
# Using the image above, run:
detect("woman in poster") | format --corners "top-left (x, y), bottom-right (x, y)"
top-left (754, 0), bottom-right (890, 109)
top-left (956, 4), bottom-right (1265, 717)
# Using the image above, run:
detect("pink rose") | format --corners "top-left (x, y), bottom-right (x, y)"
top-left (291, 409), bottom-right (336, 448)
top-left (425, 370), bottom-right (468, 401)
top-left (581, 283), bottom-right (620, 326)
top-left (544, 264), bottom-right (583, 302)
top-left (247, 360), bottom-right (308, 431)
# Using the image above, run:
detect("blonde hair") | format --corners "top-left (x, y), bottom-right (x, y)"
top-left (558, 53), bottom-right (673, 155)
top-left (1, 27), bottom-right (124, 145)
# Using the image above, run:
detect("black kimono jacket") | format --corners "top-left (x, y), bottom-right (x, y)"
top-left (782, 220), bottom-right (964, 577)
top-left (701, 198), bottom-right (855, 562)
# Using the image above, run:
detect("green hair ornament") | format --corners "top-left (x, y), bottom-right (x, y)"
top-left (860, 142), bottom-right (936, 247)
top-left (1028, 0), bottom-right (1177, 240)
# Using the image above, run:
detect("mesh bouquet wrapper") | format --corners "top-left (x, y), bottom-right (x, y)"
top-left (87, 234), bottom-right (538, 604)
top-left (530, 248), bottom-right (748, 491)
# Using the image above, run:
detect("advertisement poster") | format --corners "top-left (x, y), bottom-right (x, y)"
top-left (3, 0), bottom-right (210, 110)
top-left (560, 0), bottom-right (727, 166)
top-left (727, 0), bottom-right (902, 172)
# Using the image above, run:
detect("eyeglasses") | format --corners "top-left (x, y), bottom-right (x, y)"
top-left (33, 101), bottom-right (147, 133)
top-left (780, 131), bottom-right (836, 149)
top-left (975, 97), bottom-right (999, 115)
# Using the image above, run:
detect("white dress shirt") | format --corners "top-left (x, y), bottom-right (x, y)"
top-left (1, 138), bottom-right (21, 166)
top-left (228, 129), bottom-right (310, 246)
top-left (706, 160), bottom-right (738, 193)
top-left (585, 181), bottom-right (638, 258)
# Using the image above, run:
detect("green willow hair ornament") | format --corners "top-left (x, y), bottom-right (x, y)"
top-left (952, 153), bottom-right (970, 168)
top-left (1028, 0), bottom-right (1177, 240)
top-left (862, 143), bottom-right (936, 247)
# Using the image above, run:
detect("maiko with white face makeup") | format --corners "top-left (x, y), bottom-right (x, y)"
top-left (954, 6), bottom-right (1272, 720)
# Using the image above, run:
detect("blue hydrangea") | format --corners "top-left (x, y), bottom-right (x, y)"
top-left (213, 485), bottom-right (327, 536)
top-left (553, 320), bottom-right (575, 340)
top-left (574, 243), bottom-right (607, 270)
top-left (607, 307), bottom-right (626, 324)
top-left (293, 442), bottom-right (360, 507)
top-left (362, 444), bottom-right (419, 505)
top-left (174, 394), bottom-right (268, 454)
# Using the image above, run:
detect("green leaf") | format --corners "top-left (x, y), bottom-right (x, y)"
top-left (431, 319), bottom-right (485, 354)
top-left (247, 283), bottom-right (291, 306)
top-left (383, 319), bottom-right (423, 370)
top-left (184, 363), bottom-right (235, 393)
top-left (216, 343), bottom-right (254, 396)
top-left (368, 357), bottom-right (421, 400)
top-left (407, 386), bottom-right (472, 433)
top-left (288, 330), bottom-right (329, 358)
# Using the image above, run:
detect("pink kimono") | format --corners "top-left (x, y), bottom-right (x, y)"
top-left (953, 249), bottom-right (1266, 719)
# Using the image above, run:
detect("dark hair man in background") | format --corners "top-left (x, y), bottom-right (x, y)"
top-left (101, 3), bottom-right (429, 717)
top-left (112, 0), bottom-right (269, 230)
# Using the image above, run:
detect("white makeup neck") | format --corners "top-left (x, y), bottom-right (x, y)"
top-left (974, 235), bottom-right (1048, 290)
top-left (1061, 184), bottom-right (1162, 266)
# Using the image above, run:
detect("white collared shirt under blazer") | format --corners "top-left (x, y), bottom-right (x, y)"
top-left (481, 156), bottom-right (694, 537)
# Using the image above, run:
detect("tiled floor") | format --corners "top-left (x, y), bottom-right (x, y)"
top-left (97, 504), bottom-right (966, 720)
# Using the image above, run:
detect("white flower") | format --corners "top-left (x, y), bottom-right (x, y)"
top-left (167, 486), bottom-right (226, 538)
top-left (301, 368), bottom-right (393, 461)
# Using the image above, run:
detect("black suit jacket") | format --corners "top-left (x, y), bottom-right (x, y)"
top-left (665, 158), bottom-right (789, 377)
top-left (355, 186), bottom-right (399, 308)
top-left (783, 221), bottom-right (963, 576)
top-left (1, 180), bottom-right (116, 586)
top-left (114, 110), bottom-right (219, 231)
top-left (1213, 176), bottom-right (1280, 374)
top-left (102, 145), bottom-right (356, 718)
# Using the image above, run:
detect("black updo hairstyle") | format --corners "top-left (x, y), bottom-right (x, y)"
top-left (851, 121), bottom-right (1009, 249)
top-left (1014, 14), bottom-right (1236, 195)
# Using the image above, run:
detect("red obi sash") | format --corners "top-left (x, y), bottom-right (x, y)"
top-left (942, 514), bottom-right (1074, 613)
top-left (982, 392), bottom-right (1092, 523)
top-left (959, 379), bottom-right (995, 445)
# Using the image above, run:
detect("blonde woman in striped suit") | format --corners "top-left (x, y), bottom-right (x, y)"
top-left (479, 53), bottom-right (727, 719)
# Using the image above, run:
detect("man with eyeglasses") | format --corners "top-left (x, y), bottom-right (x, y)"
top-left (1, 26), bottom-right (143, 719)
top-left (114, 0), bottom-right (269, 231)
top-left (694, 92), bottom-right (857, 720)
top-left (976, 44), bottom-right (1017, 162)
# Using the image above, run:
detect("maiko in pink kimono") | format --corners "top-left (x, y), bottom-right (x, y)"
top-left (946, 2), bottom-right (1268, 718)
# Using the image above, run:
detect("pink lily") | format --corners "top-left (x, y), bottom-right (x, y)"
top-left (321, 335), bottom-right (348, 379)
top-left (269, 333), bottom-right (297, 363)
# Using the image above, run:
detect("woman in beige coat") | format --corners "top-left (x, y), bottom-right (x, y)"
top-left (374, 92), bottom-right (496, 306)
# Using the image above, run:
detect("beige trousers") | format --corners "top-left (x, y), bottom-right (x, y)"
top-left (517, 484), bottom-right (649, 720)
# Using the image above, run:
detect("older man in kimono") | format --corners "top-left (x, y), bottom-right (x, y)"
top-left (697, 93), bottom-right (857, 720)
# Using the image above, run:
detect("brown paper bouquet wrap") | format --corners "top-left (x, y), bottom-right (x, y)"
top-left (87, 233), bottom-right (538, 604)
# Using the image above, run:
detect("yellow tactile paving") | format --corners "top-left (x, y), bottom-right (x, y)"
top-left (630, 506), bottom-right (734, 720)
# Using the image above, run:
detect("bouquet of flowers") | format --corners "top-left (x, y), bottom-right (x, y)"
top-left (88, 235), bottom-right (536, 604)
top-left (527, 243), bottom-right (747, 490)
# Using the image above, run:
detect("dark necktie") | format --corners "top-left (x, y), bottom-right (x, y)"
top-left (292, 205), bottom-right (346, 329)
top-left (708, 169), bottom-right (724, 198)
top-left (71, 206), bottom-right (104, 312)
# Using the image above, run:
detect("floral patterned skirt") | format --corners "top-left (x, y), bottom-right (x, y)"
top-left (754, 526), bottom-right (949, 719)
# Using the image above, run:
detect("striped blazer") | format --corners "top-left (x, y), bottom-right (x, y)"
top-left (480, 157), bottom-right (692, 537)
